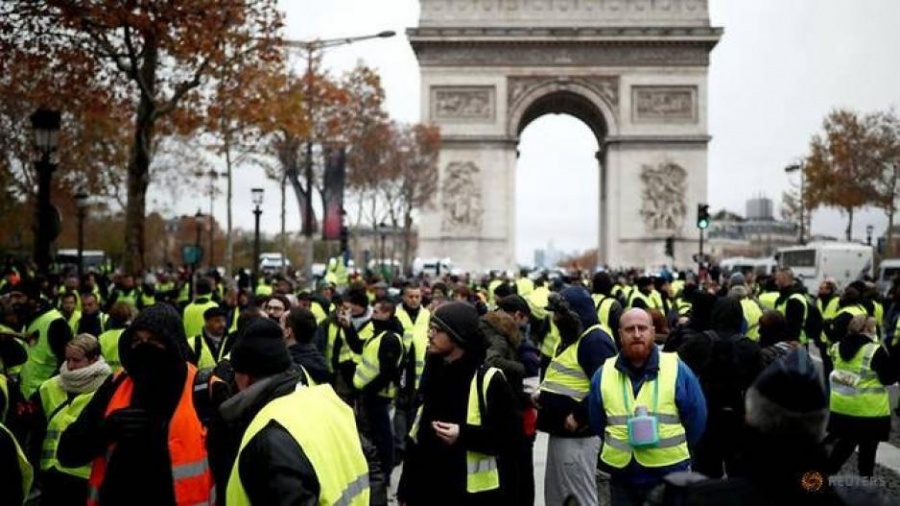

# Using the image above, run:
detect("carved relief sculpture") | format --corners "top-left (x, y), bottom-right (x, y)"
top-left (441, 161), bottom-right (484, 233)
top-left (508, 75), bottom-right (619, 110)
top-left (639, 162), bottom-right (687, 233)
top-left (432, 87), bottom-right (495, 122)
top-left (633, 86), bottom-right (697, 122)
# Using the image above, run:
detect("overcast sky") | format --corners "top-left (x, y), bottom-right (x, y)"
top-left (166, 0), bottom-right (900, 264)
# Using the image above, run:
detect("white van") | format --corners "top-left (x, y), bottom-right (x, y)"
top-left (876, 258), bottom-right (900, 297)
top-left (775, 242), bottom-right (873, 293)
top-left (719, 256), bottom-right (777, 277)
top-left (411, 257), bottom-right (453, 278)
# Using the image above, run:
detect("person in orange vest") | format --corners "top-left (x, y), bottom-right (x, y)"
top-left (57, 304), bottom-right (214, 505)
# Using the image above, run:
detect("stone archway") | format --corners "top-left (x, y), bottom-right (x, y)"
top-left (409, 0), bottom-right (721, 271)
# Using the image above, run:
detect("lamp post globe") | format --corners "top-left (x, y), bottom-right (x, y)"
top-left (252, 188), bottom-right (264, 291)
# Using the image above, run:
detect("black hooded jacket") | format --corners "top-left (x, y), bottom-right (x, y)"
top-left (674, 298), bottom-right (763, 413)
top-left (58, 304), bottom-right (191, 505)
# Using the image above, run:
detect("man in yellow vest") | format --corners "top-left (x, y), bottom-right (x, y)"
top-left (393, 284), bottom-right (430, 465)
top-left (587, 308), bottom-right (707, 506)
top-left (10, 281), bottom-right (73, 398)
top-left (397, 302), bottom-right (520, 505)
top-left (536, 286), bottom-right (617, 506)
top-left (591, 271), bottom-right (624, 345)
top-left (353, 299), bottom-right (404, 483)
top-left (75, 292), bottom-right (107, 338)
top-left (182, 278), bottom-right (219, 340)
top-left (774, 268), bottom-right (809, 345)
top-left (220, 318), bottom-right (377, 505)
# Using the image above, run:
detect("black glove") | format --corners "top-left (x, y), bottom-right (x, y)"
top-left (105, 407), bottom-right (159, 441)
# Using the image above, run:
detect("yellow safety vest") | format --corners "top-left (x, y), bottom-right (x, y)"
top-left (817, 297), bottom-right (841, 322)
top-left (540, 319), bottom-right (561, 358)
top-left (592, 295), bottom-right (616, 338)
top-left (395, 306), bottom-right (430, 390)
top-left (829, 340), bottom-right (890, 418)
top-left (598, 352), bottom-right (689, 469)
top-left (410, 367), bottom-right (503, 494)
top-left (527, 287), bottom-right (550, 321)
top-left (740, 299), bottom-right (763, 341)
top-left (183, 299), bottom-right (219, 342)
top-left (0, 375), bottom-right (8, 421)
top-left (65, 311), bottom-right (82, 336)
top-left (310, 301), bottom-right (329, 325)
top-left (515, 277), bottom-right (534, 297)
top-left (353, 331), bottom-right (404, 399)
top-left (38, 376), bottom-right (97, 479)
top-left (758, 291), bottom-right (779, 311)
top-left (627, 290), bottom-right (653, 310)
top-left (188, 335), bottom-right (218, 370)
top-left (539, 324), bottom-right (603, 402)
top-left (21, 309), bottom-right (68, 398)
top-left (98, 328), bottom-right (125, 373)
top-left (776, 293), bottom-right (809, 344)
top-left (226, 384), bottom-right (370, 506)
top-left (1, 422), bottom-right (33, 504)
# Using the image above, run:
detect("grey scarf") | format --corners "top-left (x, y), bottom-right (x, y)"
top-left (58, 358), bottom-right (112, 394)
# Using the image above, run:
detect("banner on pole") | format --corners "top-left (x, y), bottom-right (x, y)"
top-left (322, 144), bottom-right (346, 241)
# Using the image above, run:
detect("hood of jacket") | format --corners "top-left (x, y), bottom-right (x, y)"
top-left (560, 286), bottom-right (600, 329)
top-left (710, 297), bottom-right (744, 335)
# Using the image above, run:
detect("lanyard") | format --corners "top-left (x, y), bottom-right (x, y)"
top-left (620, 366), bottom-right (659, 418)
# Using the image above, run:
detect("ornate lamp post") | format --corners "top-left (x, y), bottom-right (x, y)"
top-left (30, 108), bottom-right (61, 274)
top-left (74, 191), bottom-right (88, 281)
top-left (252, 188), bottom-right (264, 289)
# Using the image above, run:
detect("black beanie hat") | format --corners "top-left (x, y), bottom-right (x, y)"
top-left (745, 348), bottom-right (828, 440)
top-left (431, 302), bottom-right (481, 348)
top-left (230, 318), bottom-right (292, 378)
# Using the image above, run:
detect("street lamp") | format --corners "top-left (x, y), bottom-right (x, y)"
top-left (284, 29), bottom-right (396, 287)
top-left (785, 163), bottom-right (805, 244)
top-left (378, 221), bottom-right (388, 280)
top-left (252, 188), bottom-right (264, 289)
top-left (867, 224), bottom-right (874, 246)
top-left (74, 191), bottom-right (88, 281)
top-left (195, 169), bottom-right (227, 269)
top-left (30, 108), bottom-right (61, 274)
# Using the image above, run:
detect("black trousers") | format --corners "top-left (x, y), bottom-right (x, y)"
top-left (827, 435), bottom-right (879, 476)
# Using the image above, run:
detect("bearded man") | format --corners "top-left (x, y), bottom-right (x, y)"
top-left (587, 308), bottom-right (707, 506)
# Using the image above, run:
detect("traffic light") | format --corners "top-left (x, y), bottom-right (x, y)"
top-left (665, 236), bottom-right (675, 257)
top-left (697, 204), bottom-right (710, 230)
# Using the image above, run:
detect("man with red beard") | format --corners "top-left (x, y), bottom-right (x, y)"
top-left (588, 308), bottom-right (707, 506)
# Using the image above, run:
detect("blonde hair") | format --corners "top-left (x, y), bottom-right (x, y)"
top-left (67, 333), bottom-right (101, 360)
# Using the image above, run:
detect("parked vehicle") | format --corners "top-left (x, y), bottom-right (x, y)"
top-left (55, 249), bottom-right (107, 272)
top-left (259, 252), bottom-right (290, 274)
top-left (775, 242), bottom-right (873, 293)
top-left (719, 256), bottom-right (777, 278)
top-left (876, 258), bottom-right (900, 297)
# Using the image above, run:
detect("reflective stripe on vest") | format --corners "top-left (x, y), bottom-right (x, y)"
top-left (21, 308), bottom-right (67, 398)
top-left (87, 365), bottom-right (214, 506)
top-left (539, 324), bottom-right (603, 402)
top-left (598, 352), bottom-right (690, 469)
top-left (1, 422), bottom-right (32, 502)
top-left (39, 376), bottom-right (97, 478)
top-left (829, 341), bottom-right (890, 418)
top-left (466, 367), bottom-right (502, 493)
top-left (226, 384), bottom-right (370, 506)
top-left (352, 331), bottom-right (404, 398)
top-left (409, 367), bottom-right (503, 494)
top-left (396, 306), bottom-right (430, 390)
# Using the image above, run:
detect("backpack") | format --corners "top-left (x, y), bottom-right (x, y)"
top-left (697, 330), bottom-right (744, 411)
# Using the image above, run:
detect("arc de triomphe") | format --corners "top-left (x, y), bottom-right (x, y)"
top-left (409, 0), bottom-right (721, 271)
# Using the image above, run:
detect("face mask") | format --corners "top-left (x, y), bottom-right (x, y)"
top-left (127, 343), bottom-right (170, 383)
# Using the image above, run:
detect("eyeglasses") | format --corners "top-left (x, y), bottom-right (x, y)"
top-left (266, 304), bottom-right (286, 312)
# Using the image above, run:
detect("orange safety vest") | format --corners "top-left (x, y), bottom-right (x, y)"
top-left (87, 365), bottom-right (214, 506)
